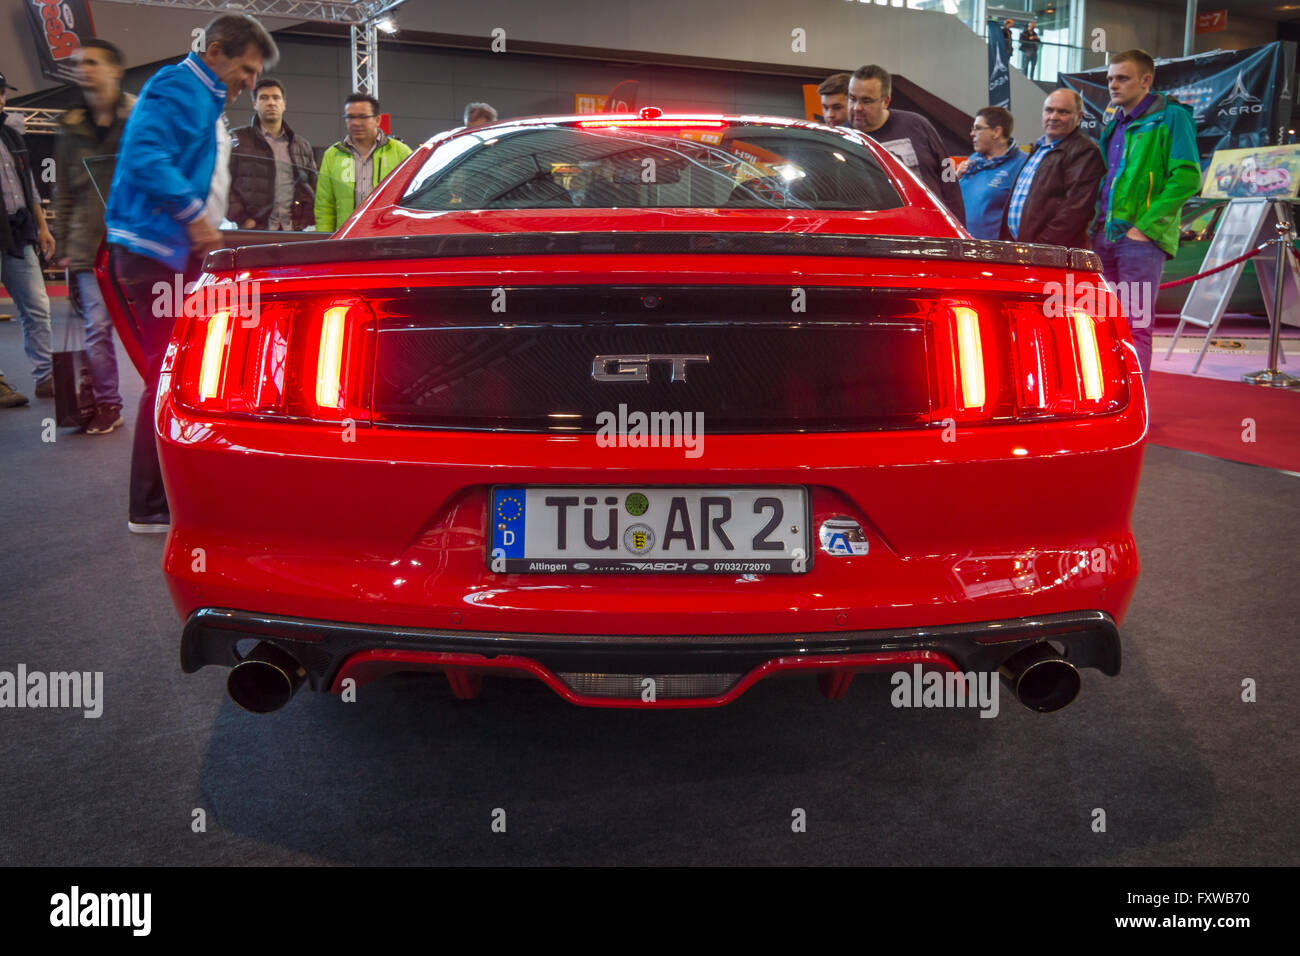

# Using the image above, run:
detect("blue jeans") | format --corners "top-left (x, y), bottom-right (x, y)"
top-left (0, 243), bottom-right (52, 381)
top-left (72, 269), bottom-right (122, 407)
top-left (1093, 231), bottom-right (1166, 377)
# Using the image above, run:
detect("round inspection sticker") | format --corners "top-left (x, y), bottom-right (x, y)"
top-left (625, 493), bottom-right (649, 516)
top-left (624, 523), bottom-right (655, 554)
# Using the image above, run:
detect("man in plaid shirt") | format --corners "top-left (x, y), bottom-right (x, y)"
top-left (1000, 89), bottom-right (1105, 251)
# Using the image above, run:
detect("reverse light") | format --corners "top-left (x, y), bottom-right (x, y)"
top-left (953, 306), bottom-right (985, 408)
top-left (1071, 309), bottom-right (1104, 401)
top-left (198, 309), bottom-right (230, 400)
top-left (316, 306), bottom-right (348, 408)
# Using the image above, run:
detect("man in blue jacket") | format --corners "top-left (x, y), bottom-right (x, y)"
top-left (957, 106), bottom-right (1026, 240)
top-left (105, 13), bottom-right (277, 533)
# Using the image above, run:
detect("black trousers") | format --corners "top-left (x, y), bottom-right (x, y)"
top-left (109, 245), bottom-right (200, 521)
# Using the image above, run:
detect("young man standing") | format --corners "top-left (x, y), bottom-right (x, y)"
top-left (848, 64), bottom-right (965, 221)
top-left (227, 78), bottom-right (317, 230)
top-left (957, 106), bottom-right (1026, 240)
top-left (817, 73), bottom-right (850, 128)
top-left (52, 39), bottom-right (134, 434)
top-left (1094, 49), bottom-right (1201, 376)
top-left (105, 13), bottom-right (277, 532)
top-left (314, 94), bottom-right (412, 233)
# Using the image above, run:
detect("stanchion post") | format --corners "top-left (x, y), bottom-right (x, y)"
top-left (1242, 201), bottom-right (1300, 388)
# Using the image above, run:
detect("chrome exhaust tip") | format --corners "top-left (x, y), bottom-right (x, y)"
top-left (227, 641), bottom-right (307, 714)
top-left (998, 642), bottom-right (1081, 713)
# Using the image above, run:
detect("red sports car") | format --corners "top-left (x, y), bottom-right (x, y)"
top-left (99, 110), bottom-right (1145, 713)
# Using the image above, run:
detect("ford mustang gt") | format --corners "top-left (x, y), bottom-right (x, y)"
top-left (99, 109), bottom-right (1145, 713)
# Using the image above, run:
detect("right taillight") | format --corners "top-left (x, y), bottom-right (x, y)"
top-left (930, 290), bottom-right (1131, 426)
top-left (1006, 299), bottom-right (1129, 420)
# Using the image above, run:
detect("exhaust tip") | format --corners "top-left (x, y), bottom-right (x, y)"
top-left (999, 643), bottom-right (1081, 713)
top-left (227, 642), bottom-right (307, 714)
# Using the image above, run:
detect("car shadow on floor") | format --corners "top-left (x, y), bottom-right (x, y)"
top-left (193, 637), bottom-right (1214, 866)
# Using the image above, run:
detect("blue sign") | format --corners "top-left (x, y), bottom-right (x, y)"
top-left (491, 488), bottom-right (526, 559)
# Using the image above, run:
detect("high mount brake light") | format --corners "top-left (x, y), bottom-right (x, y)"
top-left (576, 119), bottom-right (727, 129)
top-left (930, 295), bottom-right (1130, 427)
top-left (173, 293), bottom-right (374, 424)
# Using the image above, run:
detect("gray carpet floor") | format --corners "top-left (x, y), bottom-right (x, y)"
top-left (1, 304), bottom-right (1297, 866)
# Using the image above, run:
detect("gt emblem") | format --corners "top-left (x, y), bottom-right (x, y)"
top-left (592, 354), bottom-right (710, 383)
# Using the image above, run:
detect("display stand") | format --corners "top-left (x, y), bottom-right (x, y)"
top-left (1163, 199), bottom-right (1298, 373)
top-left (1243, 202), bottom-right (1300, 387)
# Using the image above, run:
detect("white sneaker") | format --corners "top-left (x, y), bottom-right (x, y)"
top-left (128, 518), bottom-right (171, 534)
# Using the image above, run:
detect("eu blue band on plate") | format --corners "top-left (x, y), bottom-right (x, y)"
top-left (492, 488), bottom-right (526, 558)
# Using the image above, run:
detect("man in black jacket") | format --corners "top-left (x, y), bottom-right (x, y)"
top-left (227, 78), bottom-right (316, 230)
top-left (1000, 89), bottom-right (1105, 249)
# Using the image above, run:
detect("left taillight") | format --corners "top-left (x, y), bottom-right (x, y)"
top-left (171, 287), bottom-right (374, 423)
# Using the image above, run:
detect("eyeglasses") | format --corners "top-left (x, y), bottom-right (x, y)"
top-left (344, 113), bottom-right (376, 120)
top-left (971, 124), bottom-right (992, 133)
top-left (852, 96), bottom-right (885, 107)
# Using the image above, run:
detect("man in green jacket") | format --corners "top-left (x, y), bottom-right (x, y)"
top-left (1094, 49), bottom-right (1202, 376)
top-left (314, 93), bottom-right (412, 233)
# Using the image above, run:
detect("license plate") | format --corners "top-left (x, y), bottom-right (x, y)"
top-left (488, 486), bottom-right (810, 573)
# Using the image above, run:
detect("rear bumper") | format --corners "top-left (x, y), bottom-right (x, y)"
top-left (181, 607), bottom-right (1119, 708)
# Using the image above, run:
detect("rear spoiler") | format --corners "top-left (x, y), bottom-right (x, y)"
top-left (204, 232), bottom-right (1103, 274)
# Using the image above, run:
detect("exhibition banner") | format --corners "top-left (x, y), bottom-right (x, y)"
top-left (987, 21), bottom-right (1011, 109)
top-left (24, 0), bottom-right (96, 85)
top-left (1059, 41), bottom-right (1296, 159)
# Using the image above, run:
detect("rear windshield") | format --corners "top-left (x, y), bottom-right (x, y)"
top-left (399, 122), bottom-right (905, 212)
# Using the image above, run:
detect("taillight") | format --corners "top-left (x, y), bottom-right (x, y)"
top-left (929, 290), bottom-right (1130, 426)
top-left (172, 288), bottom-right (374, 424)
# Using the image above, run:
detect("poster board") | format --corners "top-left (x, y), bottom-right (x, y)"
top-left (1203, 144), bottom-right (1300, 200)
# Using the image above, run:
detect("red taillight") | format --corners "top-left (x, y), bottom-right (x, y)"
top-left (929, 291), bottom-right (1130, 426)
top-left (172, 287), bottom-right (374, 423)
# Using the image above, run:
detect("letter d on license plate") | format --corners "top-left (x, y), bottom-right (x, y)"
top-left (489, 486), bottom-right (810, 574)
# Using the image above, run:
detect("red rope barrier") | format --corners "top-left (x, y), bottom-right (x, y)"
top-left (1157, 242), bottom-right (1271, 290)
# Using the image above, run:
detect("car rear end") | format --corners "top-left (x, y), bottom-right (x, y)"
top-left (133, 116), bottom-right (1146, 711)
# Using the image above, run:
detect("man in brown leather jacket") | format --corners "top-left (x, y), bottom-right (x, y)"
top-left (999, 89), bottom-right (1105, 250)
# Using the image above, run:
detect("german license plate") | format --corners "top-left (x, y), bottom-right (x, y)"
top-left (488, 486), bottom-right (810, 573)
